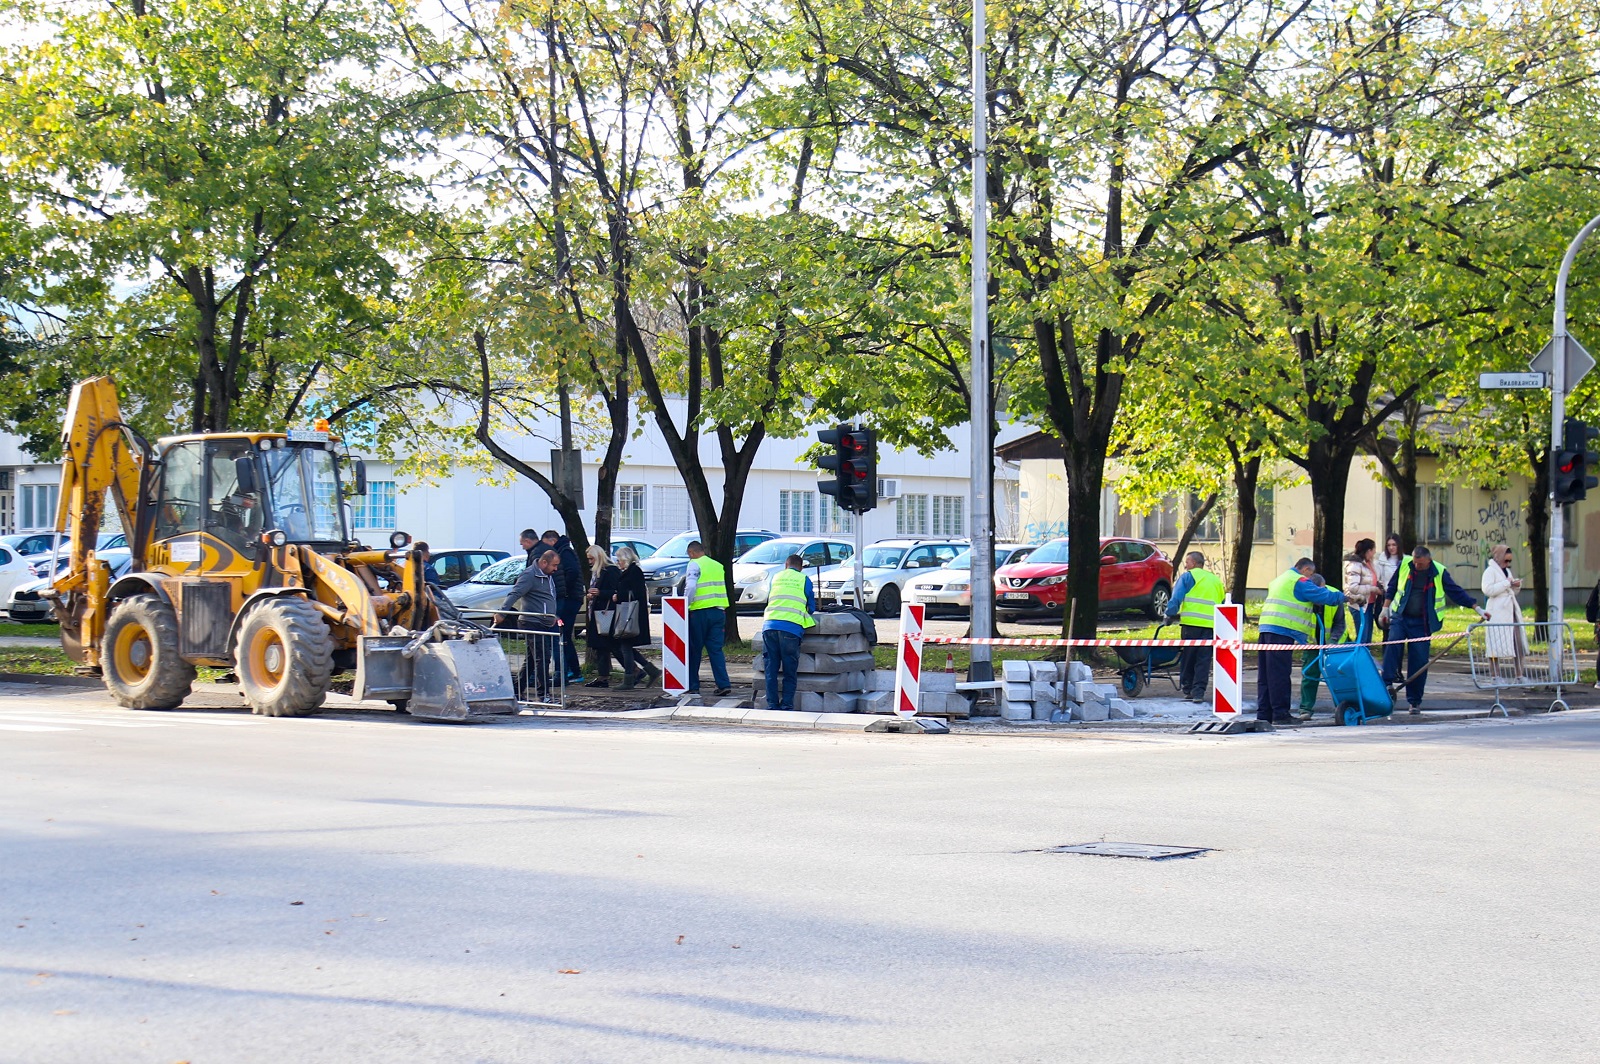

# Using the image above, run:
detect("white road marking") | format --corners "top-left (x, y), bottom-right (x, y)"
top-left (0, 722), bottom-right (75, 732)
top-left (0, 714), bottom-right (168, 729)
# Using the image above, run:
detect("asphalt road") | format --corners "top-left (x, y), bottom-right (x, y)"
top-left (4, 684), bottom-right (1598, 1063)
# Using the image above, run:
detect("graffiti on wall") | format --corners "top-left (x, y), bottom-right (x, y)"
top-left (1450, 494), bottom-right (1522, 572)
top-left (1022, 520), bottom-right (1071, 543)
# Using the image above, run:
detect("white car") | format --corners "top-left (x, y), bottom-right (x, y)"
top-left (6, 547), bottom-right (134, 623)
top-left (816, 539), bottom-right (965, 618)
top-left (0, 544), bottom-right (37, 606)
top-left (730, 537), bottom-right (854, 609)
top-left (904, 544), bottom-right (1040, 615)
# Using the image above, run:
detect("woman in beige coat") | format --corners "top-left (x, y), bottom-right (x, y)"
top-left (1480, 543), bottom-right (1526, 678)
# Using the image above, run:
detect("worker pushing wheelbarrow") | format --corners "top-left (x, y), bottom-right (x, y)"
top-left (1314, 606), bottom-right (1395, 726)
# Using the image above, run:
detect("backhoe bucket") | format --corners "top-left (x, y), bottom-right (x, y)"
top-left (407, 636), bottom-right (518, 721)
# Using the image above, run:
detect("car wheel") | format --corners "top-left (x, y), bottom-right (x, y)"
top-left (1146, 583), bottom-right (1171, 620)
top-left (874, 583), bottom-right (901, 619)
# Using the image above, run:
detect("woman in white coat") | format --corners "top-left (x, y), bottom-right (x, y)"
top-left (1480, 543), bottom-right (1525, 678)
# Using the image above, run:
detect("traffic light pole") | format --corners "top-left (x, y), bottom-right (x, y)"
top-left (1548, 213), bottom-right (1600, 630)
top-left (968, 0), bottom-right (994, 685)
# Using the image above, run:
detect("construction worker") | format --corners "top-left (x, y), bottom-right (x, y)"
top-left (1164, 550), bottom-right (1224, 702)
top-left (683, 541), bottom-right (733, 697)
top-left (1257, 558), bottom-right (1347, 725)
top-left (1381, 545), bottom-right (1486, 713)
top-left (761, 554), bottom-right (816, 712)
top-left (1296, 583), bottom-right (1353, 721)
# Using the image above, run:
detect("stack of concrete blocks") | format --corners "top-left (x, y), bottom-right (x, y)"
top-left (997, 659), bottom-right (1143, 722)
top-left (752, 612), bottom-right (879, 713)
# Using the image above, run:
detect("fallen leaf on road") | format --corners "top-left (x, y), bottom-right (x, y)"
top-left (730, 945), bottom-right (740, 949)
top-left (675, 935), bottom-right (684, 945)
top-left (557, 969), bottom-right (581, 975)
top-left (290, 901), bottom-right (303, 906)
top-left (209, 891), bottom-right (220, 896)
top-left (53, 1009), bottom-right (74, 1015)
top-left (323, 931), bottom-right (334, 935)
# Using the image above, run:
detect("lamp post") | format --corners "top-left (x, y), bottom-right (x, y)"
top-left (968, 0), bottom-right (994, 685)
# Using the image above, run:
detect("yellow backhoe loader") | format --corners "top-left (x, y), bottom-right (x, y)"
top-left (46, 376), bottom-right (517, 721)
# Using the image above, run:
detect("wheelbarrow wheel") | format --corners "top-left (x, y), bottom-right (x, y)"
top-left (1336, 702), bottom-right (1364, 727)
top-left (1121, 668), bottom-right (1145, 696)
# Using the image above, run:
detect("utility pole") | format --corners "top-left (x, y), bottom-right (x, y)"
top-left (968, 0), bottom-right (994, 685)
top-left (1547, 213), bottom-right (1600, 633)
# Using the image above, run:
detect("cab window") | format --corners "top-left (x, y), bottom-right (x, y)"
top-left (156, 443), bottom-right (204, 540)
top-left (205, 441), bottom-right (263, 552)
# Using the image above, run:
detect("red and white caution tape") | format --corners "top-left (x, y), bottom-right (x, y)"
top-left (921, 633), bottom-right (1447, 651)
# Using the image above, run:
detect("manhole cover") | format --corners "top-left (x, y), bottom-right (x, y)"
top-left (1040, 842), bottom-right (1210, 860)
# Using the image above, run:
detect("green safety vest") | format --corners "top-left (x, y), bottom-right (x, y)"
top-left (764, 569), bottom-right (816, 629)
top-left (1260, 569), bottom-right (1315, 639)
top-left (1178, 569), bottom-right (1225, 628)
top-left (689, 557), bottom-right (729, 611)
top-left (1393, 557), bottom-right (1446, 618)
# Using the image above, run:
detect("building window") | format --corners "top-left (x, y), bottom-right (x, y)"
top-left (652, 484), bottom-right (691, 532)
top-left (820, 496), bottom-right (854, 534)
top-left (932, 495), bottom-right (964, 537)
top-left (1254, 487), bottom-right (1275, 542)
top-left (1140, 494), bottom-right (1180, 541)
top-left (614, 485), bottom-right (647, 531)
top-left (897, 494), bottom-right (929, 536)
top-left (1420, 485), bottom-right (1452, 544)
top-left (779, 490), bottom-right (815, 533)
top-left (352, 481), bottom-right (397, 529)
top-left (19, 483), bottom-right (60, 531)
top-left (1190, 495), bottom-right (1221, 541)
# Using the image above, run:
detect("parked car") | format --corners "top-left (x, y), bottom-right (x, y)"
top-left (437, 554), bottom-right (529, 615)
top-left (904, 543), bottom-right (1039, 615)
top-left (816, 539), bottom-right (966, 618)
top-left (7, 548), bottom-right (135, 623)
top-left (610, 538), bottom-right (658, 561)
top-left (640, 528), bottom-right (780, 606)
top-left (2, 531), bottom-right (125, 571)
top-left (0, 544), bottom-right (37, 606)
top-left (425, 549), bottom-right (509, 589)
top-left (730, 537), bottom-right (854, 610)
top-left (994, 537), bottom-right (1174, 621)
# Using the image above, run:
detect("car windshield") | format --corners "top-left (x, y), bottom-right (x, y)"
top-left (1024, 539), bottom-right (1071, 565)
top-left (654, 532), bottom-right (696, 558)
top-left (466, 557), bottom-right (527, 585)
top-left (861, 547), bottom-right (906, 568)
top-left (630, 542), bottom-right (656, 560)
top-left (739, 540), bottom-right (808, 564)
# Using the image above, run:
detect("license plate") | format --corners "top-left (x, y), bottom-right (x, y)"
top-left (1000, 593), bottom-right (1031, 603)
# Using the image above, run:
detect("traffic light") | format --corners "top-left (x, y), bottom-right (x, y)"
top-left (1554, 416), bottom-right (1600, 504)
top-left (817, 425), bottom-right (878, 513)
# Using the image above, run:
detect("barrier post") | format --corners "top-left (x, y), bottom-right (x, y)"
top-left (662, 595), bottom-right (689, 695)
top-left (1212, 599), bottom-right (1242, 718)
top-left (893, 603), bottom-right (926, 717)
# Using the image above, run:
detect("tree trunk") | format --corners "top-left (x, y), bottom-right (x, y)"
top-left (1227, 451), bottom-right (1261, 606)
top-left (1060, 444), bottom-right (1107, 640)
top-left (1525, 440), bottom-right (1551, 622)
top-left (1171, 492), bottom-right (1218, 572)
top-left (1306, 437), bottom-right (1357, 579)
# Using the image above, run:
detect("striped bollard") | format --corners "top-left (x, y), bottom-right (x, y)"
top-left (893, 602), bottom-right (926, 717)
top-left (661, 595), bottom-right (689, 695)
top-left (1212, 600), bottom-right (1243, 718)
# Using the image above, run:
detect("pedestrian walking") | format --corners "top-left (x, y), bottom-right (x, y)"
top-left (1256, 558), bottom-right (1346, 725)
top-left (1163, 550), bottom-right (1223, 702)
top-left (611, 546), bottom-right (661, 690)
top-left (582, 545), bottom-right (626, 688)
top-left (496, 548), bottom-right (560, 699)
top-left (1343, 538), bottom-right (1382, 629)
top-left (683, 541), bottom-right (733, 697)
top-left (1480, 544), bottom-right (1526, 682)
top-left (1375, 534), bottom-right (1403, 637)
top-left (1381, 546), bottom-right (1488, 713)
top-left (541, 529), bottom-right (585, 684)
top-left (761, 554), bottom-right (816, 712)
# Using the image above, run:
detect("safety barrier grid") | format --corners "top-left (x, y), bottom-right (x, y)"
top-left (460, 610), bottom-right (567, 710)
top-left (1465, 621), bottom-right (1578, 716)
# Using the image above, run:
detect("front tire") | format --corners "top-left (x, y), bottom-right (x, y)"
top-left (235, 597), bottom-right (334, 717)
top-left (874, 583), bottom-right (901, 619)
top-left (1146, 583), bottom-right (1171, 620)
top-left (103, 593), bottom-right (196, 709)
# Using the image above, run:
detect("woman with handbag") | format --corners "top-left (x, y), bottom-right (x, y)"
top-left (611, 546), bottom-right (662, 689)
top-left (583, 545), bottom-right (624, 688)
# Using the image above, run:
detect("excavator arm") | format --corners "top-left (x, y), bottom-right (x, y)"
top-left (54, 376), bottom-right (145, 588)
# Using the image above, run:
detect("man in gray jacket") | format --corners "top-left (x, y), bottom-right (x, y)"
top-left (497, 550), bottom-right (560, 698)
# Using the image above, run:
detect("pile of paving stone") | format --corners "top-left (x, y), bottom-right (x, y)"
top-left (753, 612), bottom-right (891, 713)
top-left (997, 659), bottom-right (1143, 722)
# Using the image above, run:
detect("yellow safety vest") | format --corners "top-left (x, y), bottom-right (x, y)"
top-left (1260, 569), bottom-right (1315, 639)
top-left (1178, 569), bottom-right (1225, 628)
top-left (689, 557), bottom-right (729, 611)
top-left (1393, 558), bottom-right (1446, 618)
top-left (763, 569), bottom-right (816, 629)
top-left (1319, 603), bottom-right (1354, 644)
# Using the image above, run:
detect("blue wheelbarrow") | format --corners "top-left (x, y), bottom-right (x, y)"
top-left (1315, 608), bottom-right (1394, 726)
top-left (1115, 622), bottom-right (1184, 697)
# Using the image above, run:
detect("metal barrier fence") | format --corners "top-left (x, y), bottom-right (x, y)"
top-left (1466, 621), bottom-right (1578, 716)
top-left (461, 610), bottom-right (566, 710)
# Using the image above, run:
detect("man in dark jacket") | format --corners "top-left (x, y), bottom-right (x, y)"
top-left (498, 549), bottom-right (560, 698)
top-left (1381, 545), bottom-right (1487, 713)
top-left (542, 529), bottom-right (585, 682)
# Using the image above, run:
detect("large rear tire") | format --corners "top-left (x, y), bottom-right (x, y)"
top-left (103, 593), bottom-right (196, 709)
top-left (235, 597), bottom-right (334, 717)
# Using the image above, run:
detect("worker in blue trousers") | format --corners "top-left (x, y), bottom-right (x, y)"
top-left (1257, 558), bottom-right (1348, 724)
top-left (1381, 545), bottom-right (1487, 713)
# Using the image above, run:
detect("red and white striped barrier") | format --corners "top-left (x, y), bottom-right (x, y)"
top-left (1211, 601), bottom-right (1243, 718)
top-left (893, 602), bottom-right (926, 718)
top-left (661, 595), bottom-right (689, 695)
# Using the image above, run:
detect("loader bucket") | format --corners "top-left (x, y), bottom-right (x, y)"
top-left (406, 636), bottom-right (518, 721)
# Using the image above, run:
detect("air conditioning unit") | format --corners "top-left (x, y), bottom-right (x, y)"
top-left (878, 478), bottom-right (900, 500)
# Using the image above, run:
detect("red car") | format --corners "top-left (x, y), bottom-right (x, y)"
top-left (994, 537), bottom-right (1175, 620)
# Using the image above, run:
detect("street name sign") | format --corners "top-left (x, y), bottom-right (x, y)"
top-left (1479, 372), bottom-right (1547, 389)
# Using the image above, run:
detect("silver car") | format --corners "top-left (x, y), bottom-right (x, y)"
top-left (7, 548), bottom-right (134, 623)
top-left (730, 537), bottom-right (854, 610)
top-left (439, 554), bottom-right (529, 617)
top-left (815, 539), bottom-right (966, 618)
top-left (904, 544), bottom-right (1039, 615)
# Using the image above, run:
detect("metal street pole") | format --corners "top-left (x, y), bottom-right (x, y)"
top-left (1548, 213), bottom-right (1600, 634)
top-left (968, 0), bottom-right (994, 685)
